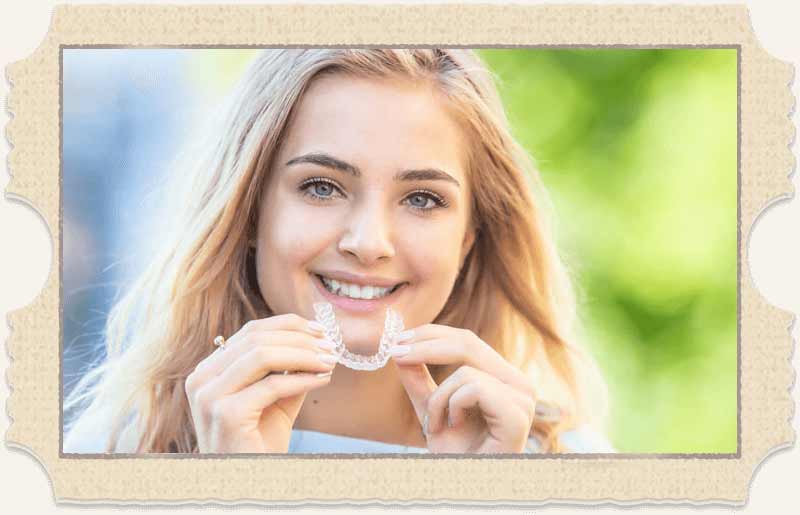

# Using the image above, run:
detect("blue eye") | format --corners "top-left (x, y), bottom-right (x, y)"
top-left (405, 190), bottom-right (449, 214)
top-left (300, 177), bottom-right (343, 202)
top-left (299, 178), bottom-right (449, 214)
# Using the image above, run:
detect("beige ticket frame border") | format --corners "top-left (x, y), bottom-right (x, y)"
top-left (4, 2), bottom-right (795, 507)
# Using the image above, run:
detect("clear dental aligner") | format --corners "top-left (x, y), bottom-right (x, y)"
top-left (312, 301), bottom-right (405, 371)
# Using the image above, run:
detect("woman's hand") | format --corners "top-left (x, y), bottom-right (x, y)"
top-left (184, 314), bottom-right (338, 453)
top-left (390, 325), bottom-right (537, 453)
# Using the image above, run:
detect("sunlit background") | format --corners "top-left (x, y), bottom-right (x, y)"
top-left (62, 48), bottom-right (737, 453)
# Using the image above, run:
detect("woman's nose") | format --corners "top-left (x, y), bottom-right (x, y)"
top-left (337, 200), bottom-right (396, 265)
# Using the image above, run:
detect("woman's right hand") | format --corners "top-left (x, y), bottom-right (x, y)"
top-left (184, 313), bottom-right (338, 453)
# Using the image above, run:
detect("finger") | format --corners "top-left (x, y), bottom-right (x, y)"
top-left (208, 329), bottom-right (336, 374)
top-left (203, 344), bottom-right (337, 398)
top-left (425, 366), bottom-right (475, 434)
top-left (448, 377), bottom-right (529, 442)
top-left (390, 337), bottom-right (478, 367)
top-left (392, 323), bottom-right (457, 344)
top-left (228, 370), bottom-right (334, 419)
top-left (447, 382), bottom-right (498, 431)
top-left (392, 334), bottom-right (538, 401)
top-left (245, 312), bottom-right (327, 338)
top-left (204, 312), bottom-right (326, 371)
top-left (190, 329), bottom-right (336, 389)
top-left (223, 314), bottom-right (329, 357)
top-left (392, 360), bottom-right (438, 436)
top-left (427, 366), bottom-right (529, 434)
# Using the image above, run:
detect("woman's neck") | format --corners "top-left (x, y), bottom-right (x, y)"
top-left (292, 361), bottom-right (427, 448)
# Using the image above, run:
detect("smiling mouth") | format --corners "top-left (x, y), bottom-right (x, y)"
top-left (313, 273), bottom-right (407, 300)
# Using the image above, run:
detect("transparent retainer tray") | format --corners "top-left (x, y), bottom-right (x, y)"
top-left (312, 301), bottom-right (404, 371)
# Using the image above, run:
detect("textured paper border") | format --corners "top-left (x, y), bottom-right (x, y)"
top-left (4, 3), bottom-right (795, 506)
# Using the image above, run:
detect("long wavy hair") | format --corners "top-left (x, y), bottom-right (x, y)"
top-left (64, 48), bottom-right (610, 453)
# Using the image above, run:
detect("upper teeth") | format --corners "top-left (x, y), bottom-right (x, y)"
top-left (320, 276), bottom-right (398, 300)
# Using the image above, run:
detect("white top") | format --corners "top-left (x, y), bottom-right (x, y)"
top-left (64, 422), bottom-right (616, 454)
top-left (287, 427), bottom-right (615, 454)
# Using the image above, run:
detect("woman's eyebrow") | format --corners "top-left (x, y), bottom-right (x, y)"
top-left (285, 152), bottom-right (461, 188)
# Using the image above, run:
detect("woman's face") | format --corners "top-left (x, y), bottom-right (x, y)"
top-left (255, 73), bottom-right (475, 354)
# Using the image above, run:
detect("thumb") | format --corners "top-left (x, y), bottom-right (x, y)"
top-left (393, 360), bottom-right (438, 433)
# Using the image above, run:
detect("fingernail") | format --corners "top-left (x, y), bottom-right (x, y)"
top-left (308, 321), bottom-right (327, 333)
top-left (447, 414), bottom-right (454, 428)
top-left (388, 345), bottom-right (410, 357)
top-left (315, 370), bottom-right (333, 378)
top-left (314, 338), bottom-right (337, 350)
top-left (394, 329), bottom-right (415, 343)
top-left (422, 413), bottom-right (430, 437)
top-left (317, 353), bottom-right (339, 364)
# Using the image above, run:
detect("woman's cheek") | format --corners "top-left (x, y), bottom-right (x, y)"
top-left (398, 218), bottom-right (462, 264)
top-left (286, 223), bottom-right (334, 260)
top-left (281, 201), bottom-right (341, 241)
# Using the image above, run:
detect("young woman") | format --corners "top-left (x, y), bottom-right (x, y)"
top-left (63, 48), bottom-right (614, 454)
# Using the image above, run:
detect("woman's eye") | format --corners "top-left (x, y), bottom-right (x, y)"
top-left (300, 178), bottom-right (343, 201)
top-left (312, 182), bottom-right (334, 197)
top-left (405, 190), bottom-right (449, 213)
top-left (300, 179), bottom-right (448, 214)
top-left (408, 194), bottom-right (435, 209)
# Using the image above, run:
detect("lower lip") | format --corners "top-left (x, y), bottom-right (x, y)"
top-left (312, 274), bottom-right (406, 313)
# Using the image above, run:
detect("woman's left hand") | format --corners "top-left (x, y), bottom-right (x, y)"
top-left (390, 324), bottom-right (537, 453)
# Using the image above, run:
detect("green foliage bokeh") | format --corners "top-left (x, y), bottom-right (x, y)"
top-left (477, 48), bottom-right (738, 453)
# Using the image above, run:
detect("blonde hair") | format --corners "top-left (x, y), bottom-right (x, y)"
top-left (64, 49), bottom-right (610, 453)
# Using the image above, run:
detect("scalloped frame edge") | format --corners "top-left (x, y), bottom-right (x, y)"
top-left (3, 2), bottom-right (795, 507)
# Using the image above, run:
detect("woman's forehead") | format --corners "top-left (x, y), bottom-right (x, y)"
top-left (279, 74), bottom-right (470, 184)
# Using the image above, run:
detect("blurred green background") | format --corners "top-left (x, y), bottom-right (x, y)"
top-left (477, 49), bottom-right (738, 454)
top-left (193, 48), bottom-right (739, 453)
